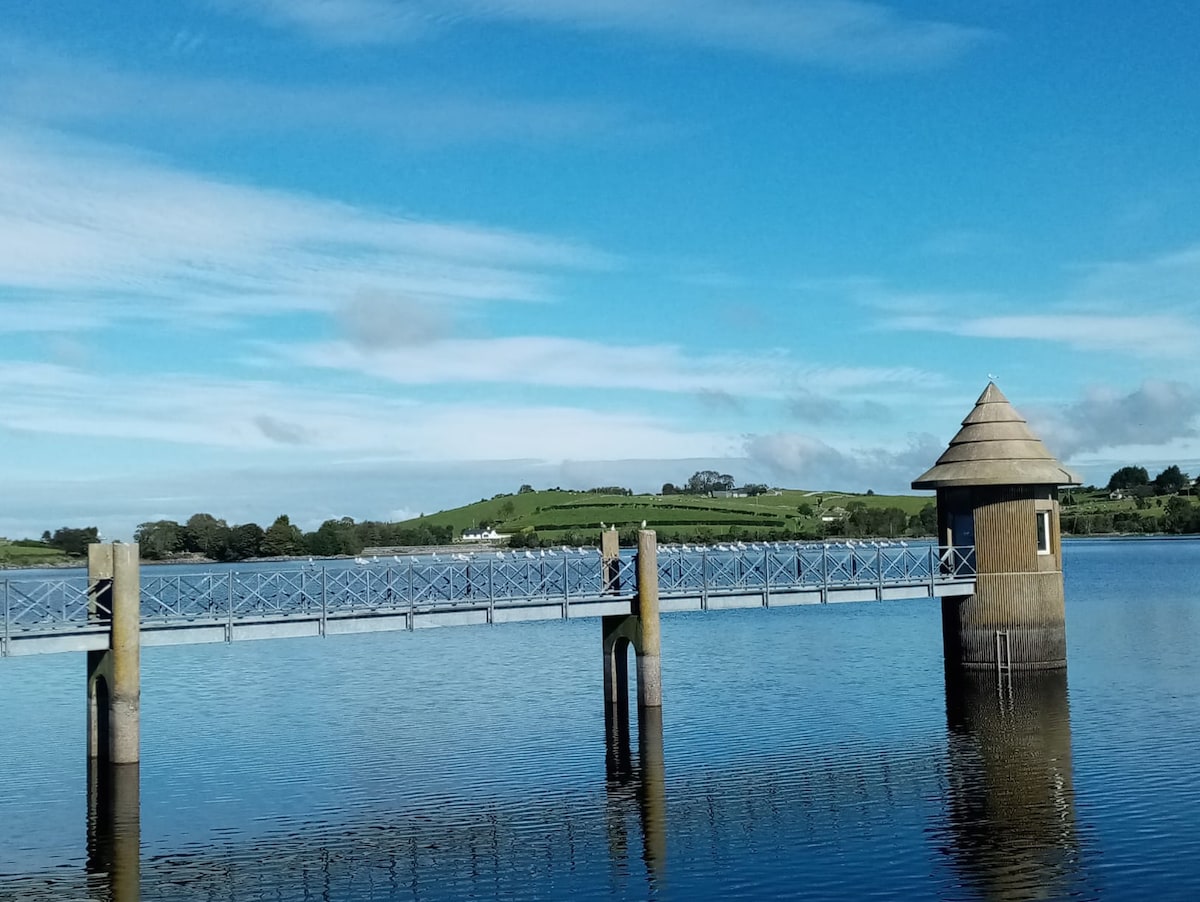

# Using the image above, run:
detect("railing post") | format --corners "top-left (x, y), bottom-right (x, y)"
top-left (929, 545), bottom-right (936, 595)
top-left (563, 557), bottom-right (570, 618)
top-left (876, 545), bottom-right (883, 596)
top-left (762, 546), bottom-right (770, 607)
top-left (320, 566), bottom-right (328, 637)
top-left (408, 557), bottom-right (415, 630)
top-left (701, 547), bottom-right (709, 611)
top-left (821, 544), bottom-right (829, 596)
top-left (226, 572), bottom-right (234, 642)
top-left (2, 580), bottom-right (8, 657)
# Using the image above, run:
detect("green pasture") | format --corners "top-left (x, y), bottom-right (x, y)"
top-left (397, 487), bottom-right (936, 542)
top-left (0, 542), bottom-right (68, 567)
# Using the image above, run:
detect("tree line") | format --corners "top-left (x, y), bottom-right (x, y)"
top-left (660, 471), bottom-right (770, 497)
top-left (1106, 464), bottom-right (1196, 495)
top-left (133, 514), bottom-right (455, 561)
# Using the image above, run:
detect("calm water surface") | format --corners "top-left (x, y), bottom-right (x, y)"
top-left (2, 538), bottom-right (1198, 900)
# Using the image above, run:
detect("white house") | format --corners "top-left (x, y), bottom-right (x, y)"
top-left (460, 527), bottom-right (505, 542)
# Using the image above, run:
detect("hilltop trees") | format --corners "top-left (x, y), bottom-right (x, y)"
top-left (1107, 464), bottom-right (1194, 496)
top-left (1153, 465), bottom-right (1191, 495)
top-left (1107, 466), bottom-right (1149, 491)
top-left (684, 471), bottom-right (735, 494)
top-left (40, 527), bottom-right (100, 555)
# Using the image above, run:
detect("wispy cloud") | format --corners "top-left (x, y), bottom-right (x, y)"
top-left (274, 335), bottom-right (939, 398)
top-left (0, 127), bottom-right (608, 331)
top-left (868, 242), bottom-right (1200, 359)
top-left (220, 0), bottom-right (991, 70)
top-left (210, 0), bottom-right (431, 44)
top-left (0, 42), bottom-right (648, 148)
top-left (887, 312), bottom-right (1200, 358)
top-left (0, 362), bottom-right (736, 460)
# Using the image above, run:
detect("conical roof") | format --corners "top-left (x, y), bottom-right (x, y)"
top-left (912, 383), bottom-right (1081, 489)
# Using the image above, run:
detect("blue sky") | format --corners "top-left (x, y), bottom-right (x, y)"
top-left (2, 1), bottom-right (1199, 538)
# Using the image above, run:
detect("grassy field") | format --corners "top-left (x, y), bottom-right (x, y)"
top-left (397, 484), bottom-right (1200, 544)
top-left (0, 542), bottom-right (69, 567)
top-left (398, 488), bottom-right (937, 544)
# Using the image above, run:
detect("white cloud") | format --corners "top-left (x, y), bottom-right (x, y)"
top-left (221, 0), bottom-right (990, 69)
top-left (0, 42), bottom-right (644, 147)
top-left (211, 0), bottom-right (431, 44)
top-left (0, 127), bottom-right (608, 330)
top-left (1029, 380), bottom-right (1200, 460)
top-left (744, 431), bottom-right (943, 493)
top-left (274, 335), bottom-right (940, 398)
top-left (887, 312), bottom-right (1200, 358)
top-left (0, 363), bottom-right (735, 460)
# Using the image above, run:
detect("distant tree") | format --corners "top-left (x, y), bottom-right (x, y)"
top-left (866, 489), bottom-right (875, 496)
top-left (685, 471), bottom-right (736, 494)
top-left (261, 515), bottom-right (304, 557)
top-left (912, 503), bottom-right (938, 535)
top-left (796, 504), bottom-right (814, 517)
top-left (517, 484), bottom-right (535, 494)
top-left (40, 530), bottom-right (52, 543)
top-left (226, 523), bottom-right (265, 560)
top-left (1153, 465), bottom-right (1190, 495)
top-left (1163, 496), bottom-right (1197, 534)
top-left (586, 486), bottom-right (632, 496)
top-left (47, 526), bottom-right (100, 556)
top-left (499, 500), bottom-right (516, 518)
top-left (1107, 466), bottom-right (1150, 491)
top-left (308, 517), bottom-right (362, 556)
top-left (185, 513), bottom-right (230, 559)
top-left (742, 484), bottom-right (769, 497)
top-left (661, 483), bottom-right (678, 495)
top-left (134, 520), bottom-right (184, 559)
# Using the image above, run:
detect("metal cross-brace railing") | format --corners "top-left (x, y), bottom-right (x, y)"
top-left (0, 543), bottom-right (974, 655)
top-left (654, 543), bottom-right (976, 599)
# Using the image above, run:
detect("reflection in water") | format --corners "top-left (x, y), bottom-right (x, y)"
top-left (605, 699), bottom-right (667, 892)
top-left (940, 671), bottom-right (1080, 900)
top-left (87, 760), bottom-right (141, 902)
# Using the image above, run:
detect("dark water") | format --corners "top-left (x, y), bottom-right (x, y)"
top-left (1, 538), bottom-right (1198, 900)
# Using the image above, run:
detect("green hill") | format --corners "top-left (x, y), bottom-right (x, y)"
top-left (0, 541), bottom-right (69, 568)
top-left (397, 488), bottom-right (937, 546)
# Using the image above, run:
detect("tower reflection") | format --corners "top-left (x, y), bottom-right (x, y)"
top-left (86, 760), bottom-right (141, 902)
top-left (941, 670), bottom-right (1080, 900)
top-left (605, 698), bottom-right (667, 888)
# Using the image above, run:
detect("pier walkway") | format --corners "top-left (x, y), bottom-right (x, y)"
top-left (1, 541), bottom-right (975, 657)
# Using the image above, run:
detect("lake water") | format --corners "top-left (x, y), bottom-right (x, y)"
top-left (1, 537), bottom-right (1198, 900)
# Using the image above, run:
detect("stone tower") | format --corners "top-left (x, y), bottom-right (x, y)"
top-left (913, 384), bottom-right (1080, 670)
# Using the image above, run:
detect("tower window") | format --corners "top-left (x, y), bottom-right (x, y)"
top-left (1036, 510), bottom-right (1051, 554)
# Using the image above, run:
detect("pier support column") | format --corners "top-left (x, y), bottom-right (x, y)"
top-left (87, 543), bottom-right (141, 763)
top-left (601, 530), bottom-right (662, 712)
top-left (634, 530), bottom-right (662, 708)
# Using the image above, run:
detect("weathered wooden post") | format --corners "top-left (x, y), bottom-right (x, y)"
top-left (913, 384), bottom-right (1079, 670)
top-left (87, 543), bottom-right (141, 763)
top-left (602, 529), bottom-right (663, 711)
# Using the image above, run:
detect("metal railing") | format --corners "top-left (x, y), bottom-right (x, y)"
top-left (655, 543), bottom-right (975, 596)
top-left (0, 544), bottom-right (974, 651)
